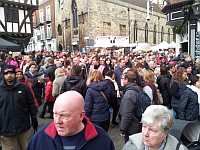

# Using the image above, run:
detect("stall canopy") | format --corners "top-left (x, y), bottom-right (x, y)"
top-left (150, 41), bottom-right (169, 51)
top-left (168, 41), bottom-right (176, 48)
top-left (0, 37), bottom-right (20, 52)
top-left (133, 43), bottom-right (151, 52)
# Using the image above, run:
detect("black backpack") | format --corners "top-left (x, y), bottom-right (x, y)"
top-left (128, 87), bottom-right (151, 119)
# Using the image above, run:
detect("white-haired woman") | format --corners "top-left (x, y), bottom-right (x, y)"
top-left (123, 105), bottom-right (187, 150)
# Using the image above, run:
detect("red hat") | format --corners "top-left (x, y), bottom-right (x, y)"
top-left (15, 68), bottom-right (23, 73)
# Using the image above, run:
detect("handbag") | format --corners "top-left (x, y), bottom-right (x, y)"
top-left (186, 141), bottom-right (200, 150)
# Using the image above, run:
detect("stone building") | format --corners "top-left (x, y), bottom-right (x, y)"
top-left (55, 0), bottom-right (174, 52)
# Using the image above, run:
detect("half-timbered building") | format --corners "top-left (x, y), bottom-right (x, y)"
top-left (0, 0), bottom-right (38, 50)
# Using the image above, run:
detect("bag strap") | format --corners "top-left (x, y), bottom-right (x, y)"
top-left (176, 142), bottom-right (181, 150)
top-left (100, 91), bottom-right (108, 104)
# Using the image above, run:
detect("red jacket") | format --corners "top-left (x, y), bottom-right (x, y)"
top-left (21, 79), bottom-right (39, 108)
top-left (45, 78), bottom-right (55, 102)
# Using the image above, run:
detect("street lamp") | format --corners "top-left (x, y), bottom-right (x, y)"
top-left (192, 0), bottom-right (200, 60)
top-left (128, 8), bottom-right (130, 43)
top-left (192, 0), bottom-right (200, 31)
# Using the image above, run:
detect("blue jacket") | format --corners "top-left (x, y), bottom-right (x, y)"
top-left (170, 81), bottom-right (187, 108)
top-left (178, 87), bottom-right (199, 121)
top-left (85, 80), bottom-right (116, 122)
top-left (27, 117), bottom-right (115, 150)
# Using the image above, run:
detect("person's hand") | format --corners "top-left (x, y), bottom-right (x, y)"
top-left (37, 76), bottom-right (43, 83)
top-left (31, 116), bottom-right (38, 133)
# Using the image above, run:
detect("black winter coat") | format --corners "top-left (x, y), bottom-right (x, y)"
top-left (157, 75), bottom-right (172, 108)
top-left (60, 75), bottom-right (87, 98)
top-left (0, 79), bottom-right (37, 136)
top-left (178, 87), bottom-right (199, 121)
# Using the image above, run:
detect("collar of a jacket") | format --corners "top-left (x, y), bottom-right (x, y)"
top-left (44, 116), bottom-right (98, 141)
top-left (0, 78), bottom-right (19, 88)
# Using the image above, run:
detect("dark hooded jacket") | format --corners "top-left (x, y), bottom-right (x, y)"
top-left (27, 117), bottom-right (115, 150)
top-left (119, 83), bottom-right (142, 135)
top-left (0, 79), bottom-right (37, 136)
top-left (60, 75), bottom-right (86, 98)
top-left (157, 75), bottom-right (172, 108)
top-left (85, 80), bottom-right (116, 122)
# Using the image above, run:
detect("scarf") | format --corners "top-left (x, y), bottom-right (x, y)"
top-left (105, 76), bottom-right (120, 97)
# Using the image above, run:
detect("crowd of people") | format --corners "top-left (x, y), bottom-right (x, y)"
top-left (0, 48), bottom-right (200, 150)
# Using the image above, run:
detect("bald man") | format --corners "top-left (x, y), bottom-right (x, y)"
top-left (27, 91), bottom-right (115, 150)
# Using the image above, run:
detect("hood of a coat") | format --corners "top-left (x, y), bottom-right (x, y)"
top-left (65, 75), bottom-right (83, 85)
top-left (88, 80), bottom-right (108, 91)
top-left (122, 82), bottom-right (139, 93)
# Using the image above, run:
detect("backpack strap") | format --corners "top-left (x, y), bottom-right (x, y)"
top-left (176, 142), bottom-right (181, 150)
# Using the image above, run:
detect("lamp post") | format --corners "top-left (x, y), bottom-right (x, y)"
top-left (192, 0), bottom-right (200, 32)
top-left (128, 8), bottom-right (130, 43)
top-left (192, 0), bottom-right (200, 60)
top-left (87, 0), bottom-right (90, 53)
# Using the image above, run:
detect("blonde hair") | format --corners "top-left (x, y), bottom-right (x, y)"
top-left (87, 70), bottom-right (104, 85)
top-left (55, 68), bottom-right (65, 77)
top-left (143, 70), bottom-right (155, 83)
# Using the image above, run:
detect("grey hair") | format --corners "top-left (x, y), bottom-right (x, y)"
top-left (141, 105), bottom-right (174, 134)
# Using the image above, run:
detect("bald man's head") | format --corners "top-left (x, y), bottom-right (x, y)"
top-left (54, 91), bottom-right (84, 113)
top-left (53, 91), bottom-right (85, 136)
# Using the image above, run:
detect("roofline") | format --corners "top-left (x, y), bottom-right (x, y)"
top-left (162, 0), bottom-right (194, 14)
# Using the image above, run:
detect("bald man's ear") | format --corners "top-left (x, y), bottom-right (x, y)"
top-left (80, 111), bottom-right (85, 120)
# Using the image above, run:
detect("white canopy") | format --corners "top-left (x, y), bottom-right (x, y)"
top-left (168, 41), bottom-right (176, 48)
top-left (132, 43), bottom-right (151, 52)
top-left (150, 41), bottom-right (169, 51)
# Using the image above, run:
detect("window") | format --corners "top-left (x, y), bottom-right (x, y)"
top-left (72, 0), bottom-right (78, 29)
top-left (47, 24), bottom-right (52, 39)
top-left (153, 25), bottom-right (157, 44)
top-left (120, 24), bottom-right (126, 36)
top-left (57, 24), bottom-right (62, 36)
top-left (39, 9), bottom-right (44, 23)
top-left (7, 8), bottom-right (19, 23)
top-left (40, 26), bottom-right (45, 40)
top-left (103, 22), bottom-right (111, 36)
top-left (58, 0), bottom-right (60, 7)
top-left (145, 23), bottom-right (148, 43)
top-left (46, 6), bottom-right (51, 21)
top-left (167, 28), bottom-right (170, 43)
top-left (134, 20), bottom-right (138, 43)
top-left (161, 26), bottom-right (164, 42)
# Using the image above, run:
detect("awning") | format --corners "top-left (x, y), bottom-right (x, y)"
top-left (0, 37), bottom-right (21, 52)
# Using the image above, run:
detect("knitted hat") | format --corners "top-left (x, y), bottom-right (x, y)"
top-left (2, 65), bottom-right (16, 74)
